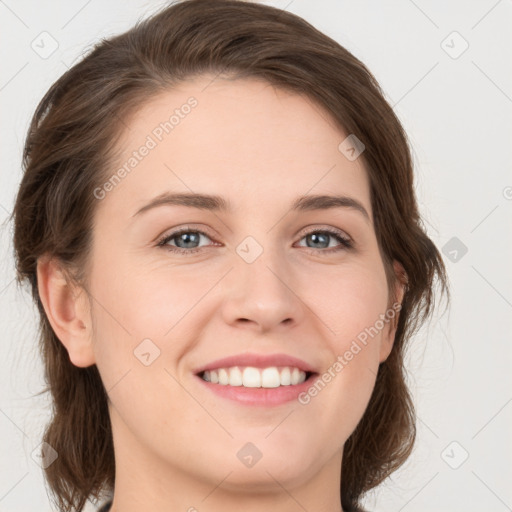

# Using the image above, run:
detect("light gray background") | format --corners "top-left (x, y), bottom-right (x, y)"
top-left (1, 1), bottom-right (511, 511)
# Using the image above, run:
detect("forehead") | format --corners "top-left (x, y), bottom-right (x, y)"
top-left (97, 75), bottom-right (371, 220)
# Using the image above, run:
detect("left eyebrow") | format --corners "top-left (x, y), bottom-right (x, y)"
top-left (291, 194), bottom-right (370, 223)
top-left (132, 192), bottom-right (370, 224)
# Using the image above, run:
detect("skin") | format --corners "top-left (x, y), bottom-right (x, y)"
top-left (37, 75), bottom-right (405, 512)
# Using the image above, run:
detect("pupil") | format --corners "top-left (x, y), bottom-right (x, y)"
top-left (310, 233), bottom-right (327, 248)
top-left (180, 233), bottom-right (199, 248)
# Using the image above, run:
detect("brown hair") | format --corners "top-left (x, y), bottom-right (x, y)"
top-left (11, 1), bottom-right (449, 511)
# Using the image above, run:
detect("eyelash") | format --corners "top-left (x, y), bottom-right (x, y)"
top-left (156, 226), bottom-right (353, 256)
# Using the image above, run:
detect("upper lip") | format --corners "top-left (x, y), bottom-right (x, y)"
top-left (193, 352), bottom-right (318, 375)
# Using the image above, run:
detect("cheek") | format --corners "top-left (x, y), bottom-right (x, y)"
top-left (305, 260), bottom-right (390, 338)
top-left (89, 246), bottom-right (207, 343)
top-left (89, 261), bottom-right (208, 416)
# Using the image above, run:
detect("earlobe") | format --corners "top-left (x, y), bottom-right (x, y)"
top-left (36, 255), bottom-right (96, 368)
top-left (379, 260), bottom-right (407, 363)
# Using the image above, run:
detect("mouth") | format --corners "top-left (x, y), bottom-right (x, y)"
top-left (194, 365), bottom-right (319, 407)
top-left (192, 352), bottom-right (319, 406)
top-left (197, 366), bottom-right (317, 388)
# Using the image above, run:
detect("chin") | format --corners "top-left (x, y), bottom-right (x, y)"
top-left (208, 442), bottom-right (318, 489)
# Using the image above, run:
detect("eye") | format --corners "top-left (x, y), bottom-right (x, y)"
top-left (156, 226), bottom-right (216, 254)
top-left (295, 227), bottom-right (353, 255)
top-left (156, 226), bottom-right (353, 255)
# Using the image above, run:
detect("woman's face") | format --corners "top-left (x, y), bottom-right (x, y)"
top-left (79, 76), bottom-right (403, 498)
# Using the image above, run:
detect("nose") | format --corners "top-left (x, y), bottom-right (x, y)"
top-left (220, 248), bottom-right (304, 333)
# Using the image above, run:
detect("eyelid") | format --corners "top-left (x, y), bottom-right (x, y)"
top-left (156, 223), bottom-right (354, 253)
top-left (156, 222), bottom-right (208, 236)
top-left (155, 224), bottom-right (218, 246)
top-left (296, 224), bottom-right (352, 242)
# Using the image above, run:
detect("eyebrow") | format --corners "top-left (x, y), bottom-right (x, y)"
top-left (132, 192), bottom-right (370, 223)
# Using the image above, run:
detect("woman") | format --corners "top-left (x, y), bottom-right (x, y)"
top-left (11, 1), bottom-right (449, 511)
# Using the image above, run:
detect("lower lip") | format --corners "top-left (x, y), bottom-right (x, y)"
top-left (195, 374), bottom-right (318, 406)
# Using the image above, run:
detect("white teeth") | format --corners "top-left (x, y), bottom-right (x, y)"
top-left (261, 367), bottom-right (281, 388)
top-left (243, 367), bottom-right (261, 387)
top-left (218, 368), bottom-right (229, 385)
top-left (229, 367), bottom-right (243, 386)
top-left (280, 367), bottom-right (291, 385)
top-left (201, 366), bottom-right (308, 388)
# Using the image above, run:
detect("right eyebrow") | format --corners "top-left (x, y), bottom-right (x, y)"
top-left (133, 192), bottom-right (230, 218)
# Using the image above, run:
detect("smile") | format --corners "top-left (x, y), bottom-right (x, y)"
top-left (201, 366), bottom-right (311, 388)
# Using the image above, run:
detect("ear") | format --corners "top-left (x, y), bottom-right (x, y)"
top-left (379, 260), bottom-right (407, 363)
top-left (36, 255), bottom-right (96, 368)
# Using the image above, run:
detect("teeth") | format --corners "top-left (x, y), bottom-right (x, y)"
top-left (280, 367), bottom-right (291, 385)
top-left (228, 367), bottom-right (243, 386)
top-left (243, 367), bottom-right (261, 387)
top-left (218, 368), bottom-right (229, 385)
top-left (290, 367), bottom-right (301, 385)
top-left (201, 366), bottom-right (308, 388)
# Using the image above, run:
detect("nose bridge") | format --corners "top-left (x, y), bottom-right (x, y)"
top-left (222, 232), bottom-right (302, 330)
